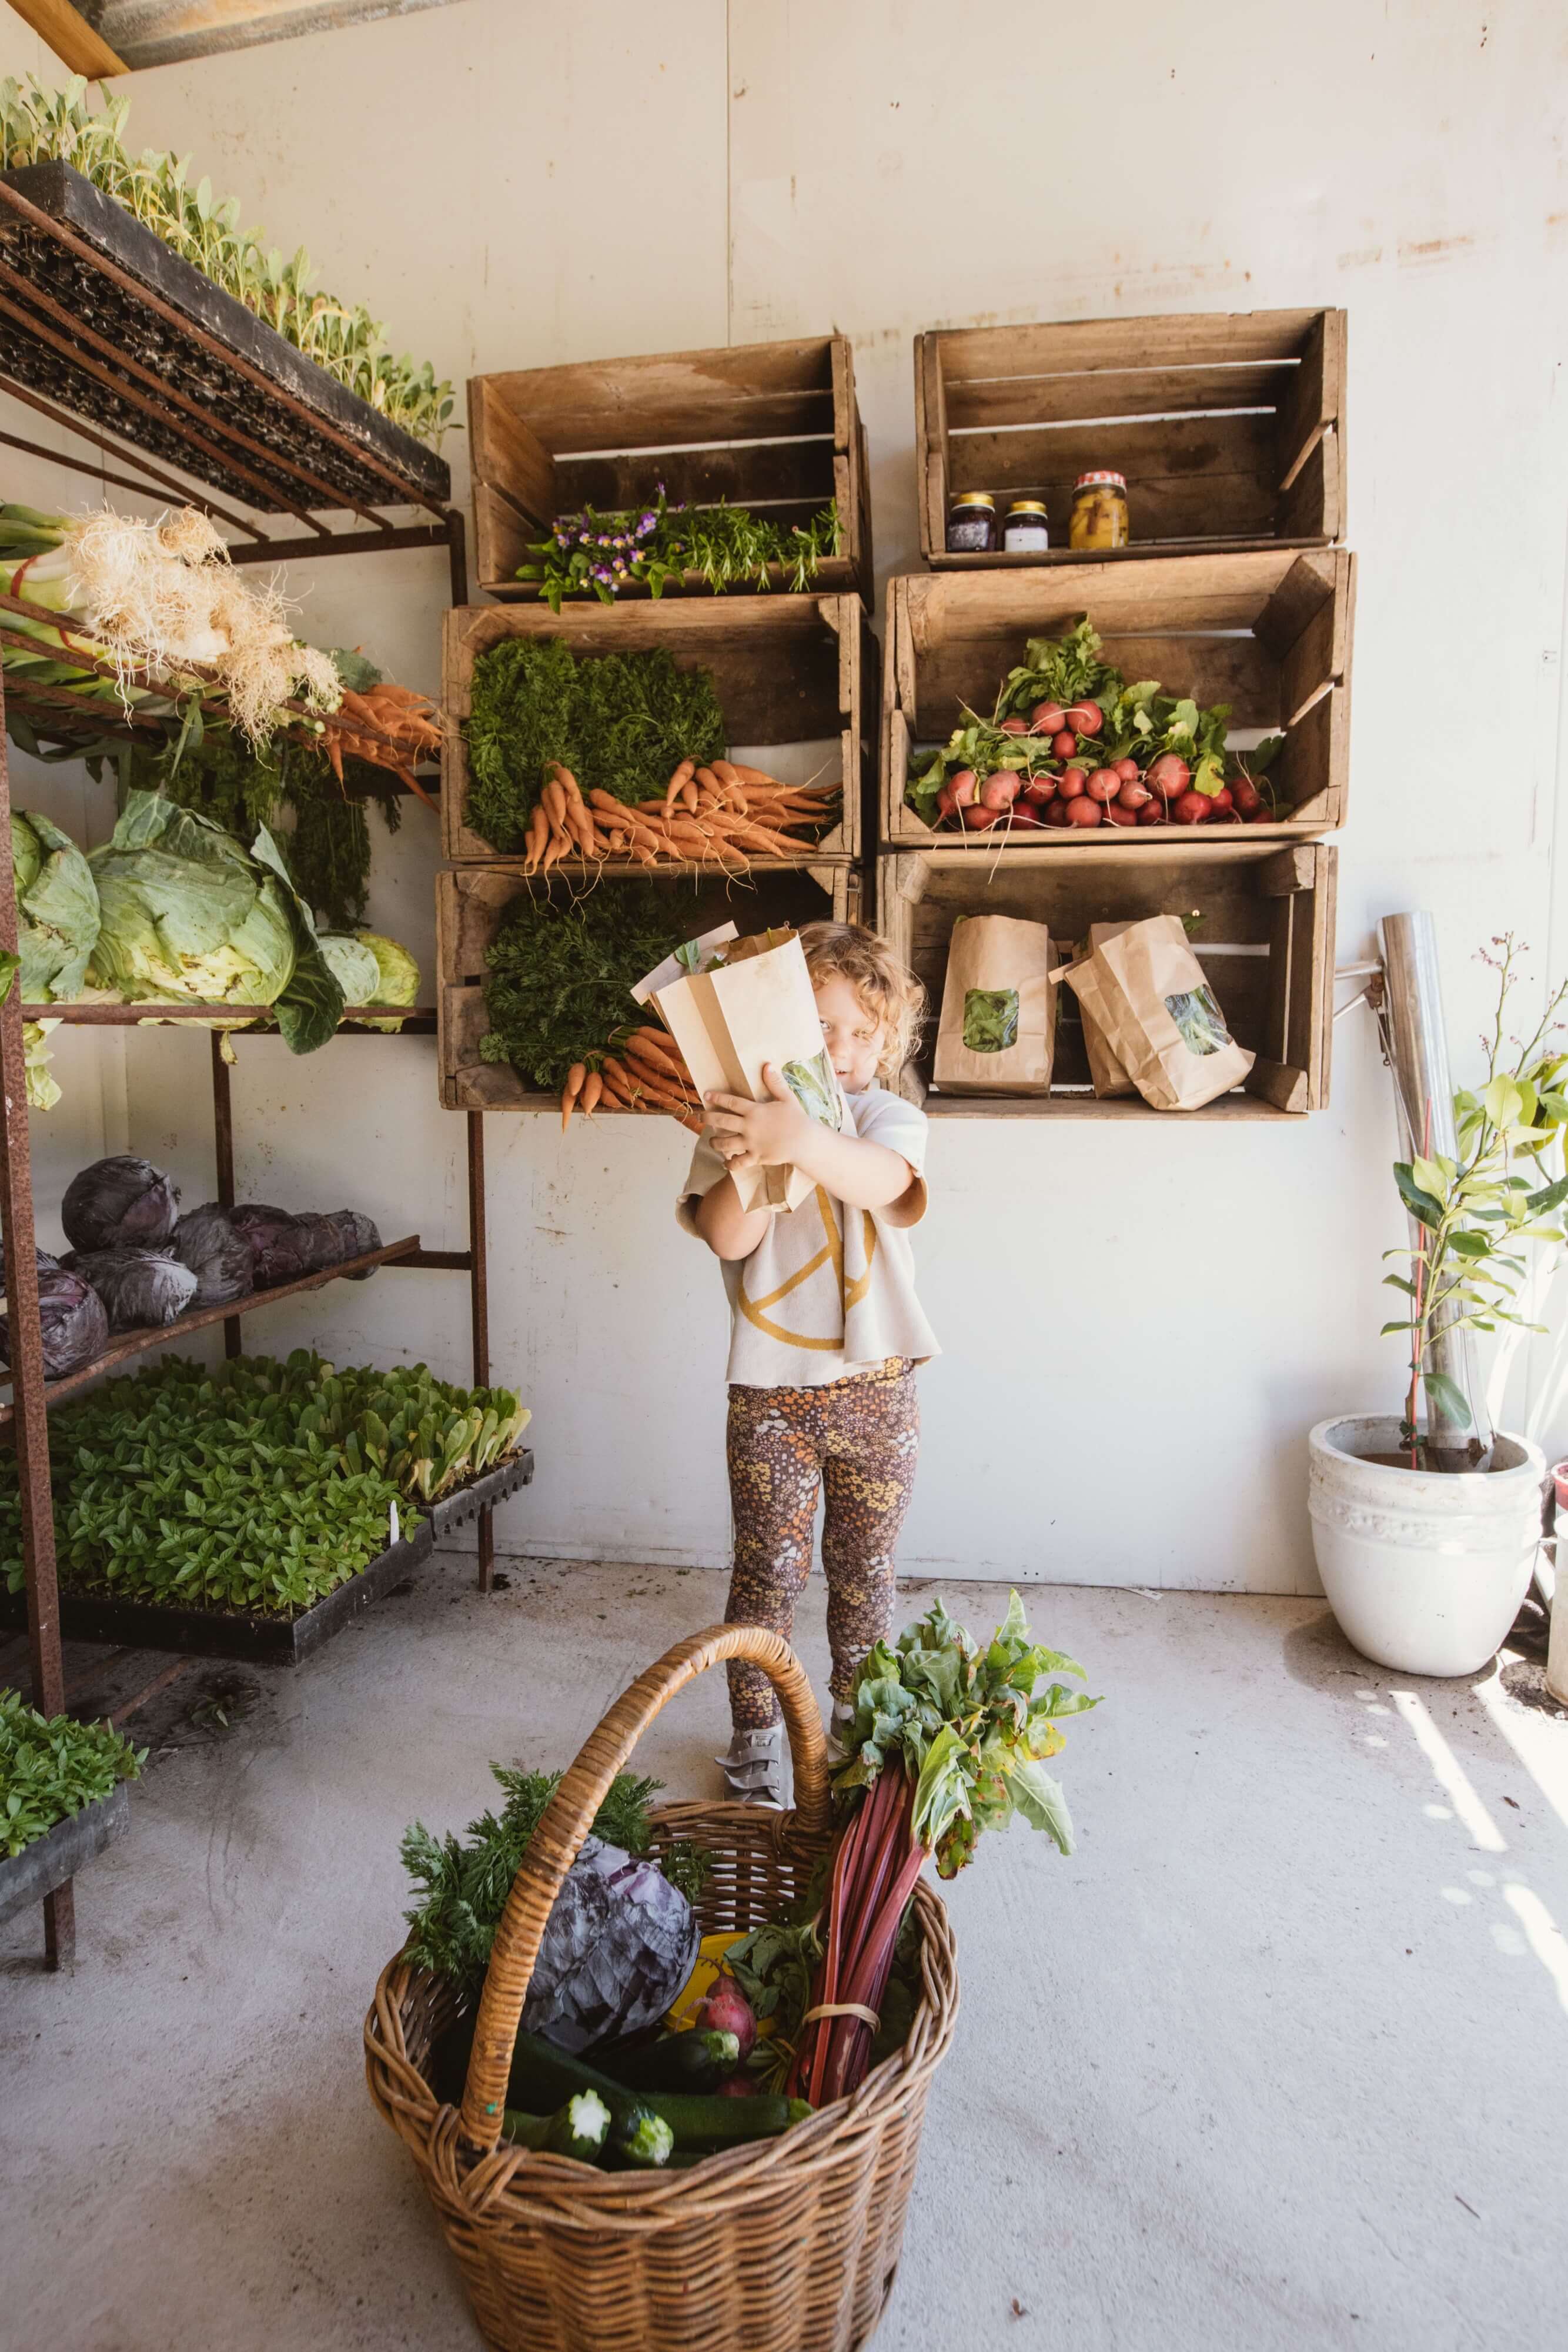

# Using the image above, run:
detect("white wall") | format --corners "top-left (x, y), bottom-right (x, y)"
top-left (3, 1), bottom-right (1566, 1589)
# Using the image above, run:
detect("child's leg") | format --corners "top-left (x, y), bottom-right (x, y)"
top-left (723, 1384), bottom-right (824, 1730)
top-left (818, 1362), bottom-right (921, 1708)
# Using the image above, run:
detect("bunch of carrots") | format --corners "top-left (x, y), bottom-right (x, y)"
top-left (520, 758), bottom-right (840, 873)
top-left (559, 1025), bottom-right (704, 1134)
top-left (323, 681), bottom-right (444, 811)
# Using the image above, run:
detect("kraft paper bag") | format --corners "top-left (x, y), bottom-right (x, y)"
top-left (651, 927), bottom-right (847, 1212)
top-left (932, 914), bottom-right (1055, 1094)
top-left (1075, 923), bottom-right (1136, 1100)
top-left (1061, 913), bottom-right (1254, 1111)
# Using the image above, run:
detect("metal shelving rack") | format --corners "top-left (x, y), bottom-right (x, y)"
top-left (0, 166), bottom-right (494, 1968)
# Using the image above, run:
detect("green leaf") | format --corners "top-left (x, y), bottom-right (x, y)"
top-left (1482, 1077), bottom-right (1524, 1130)
top-left (1449, 1231), bottom-right (1490, 1259)
top-left (1526, 1173), bottom-right (1568, 1215)
top-left (1412, 1155), bottom-right (1447, 1200)
top-left (1009, 1759), bottom-right (1075, 1855)
top-left (1421, 1370), bottom-right (1473, 1429)
top-left (1393, 1162), bottom-right (1443, 1228)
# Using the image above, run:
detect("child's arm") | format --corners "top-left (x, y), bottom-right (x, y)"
top-left (692, 1174), bottom-right (773, 1261)
top-left (706, 1066), bottom-right (920, 1218)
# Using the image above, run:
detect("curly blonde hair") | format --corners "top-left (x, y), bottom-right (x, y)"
top-left (798, 920), bottom-right (925, 1081)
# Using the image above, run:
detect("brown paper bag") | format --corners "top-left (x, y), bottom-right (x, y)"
top-left (651, 927), bottom-right (847, 1212)
top-left (933, 915), bottom-right (1056, 1094)
top-left (1075, 922), bottom-right (1136, 1099)
top-left (1061, 914), bottom-right (1254, 1110)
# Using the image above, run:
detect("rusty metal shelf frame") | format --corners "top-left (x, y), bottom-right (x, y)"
top-left (0, 226), bottom-right (492, 1965)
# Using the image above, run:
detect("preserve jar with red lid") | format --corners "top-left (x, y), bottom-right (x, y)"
top-left (1069, 471), bottom-right (1129, 551)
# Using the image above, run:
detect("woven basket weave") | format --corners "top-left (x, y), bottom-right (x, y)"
top-left (365, 1625), bottom-right (959, 2352)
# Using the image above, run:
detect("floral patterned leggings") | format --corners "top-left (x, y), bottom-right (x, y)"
top-left (724, 1360), bottom-right (921, 1731)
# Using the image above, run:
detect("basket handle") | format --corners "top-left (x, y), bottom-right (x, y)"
top-left (458, 1622), bottom-right (830, 2149)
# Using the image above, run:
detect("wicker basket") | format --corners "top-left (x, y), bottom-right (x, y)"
top-left (365, 1625), bottom-right (959, 2352)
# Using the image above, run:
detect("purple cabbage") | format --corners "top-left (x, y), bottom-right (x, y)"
top-left (61, 1155), bottom-right (180, 1254)
top-left (172, 1204), bottom-right (255, 1308)
top-left (519, 1836), bottom-right (700, 2054)
top-left (0, 1266), bottom-right (108, 1377)
top-left (231, 1202), bottom-right (382, 1287)
top-left (69, 1246), bottom-right (198, 1333)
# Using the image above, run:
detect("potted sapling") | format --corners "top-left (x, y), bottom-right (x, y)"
top-left (1309, 938), bottom-right (1568, 1675)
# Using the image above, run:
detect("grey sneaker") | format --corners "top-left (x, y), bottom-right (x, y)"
top-left (827, 1700), bottom-right (857, 1763)
top-left (716, 1724), bottom-right (788, 1808)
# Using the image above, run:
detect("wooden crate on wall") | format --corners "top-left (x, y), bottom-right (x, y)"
top-left (442, 593), bottom-right (874, 866)
top-left (882, 550), bottom-right (1354, 851)
top-left (470, 334), bottom-right (872, 603)
top-left (876, 840), bottom-right (1336, 1120)
top-left (915, 307), bottom-right (1345, 569)
top-left (437, 862), bottom-right (857, 1112)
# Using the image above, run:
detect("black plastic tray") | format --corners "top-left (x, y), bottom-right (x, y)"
top-left (428, 1448), bottom-right (535, 1539)
top-left (0, 162), bottom-right (450, 513)
top-left (0, 1780), bottom-right (129, 1926)
top-left (0, 1510), bottom-right (434, 1667)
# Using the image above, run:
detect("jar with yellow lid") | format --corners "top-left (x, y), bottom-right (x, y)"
top-left (945, 491), bottom-right (997, 554)
top-left (1002, 497), bottom-right (1050, 553)
top-left (1069, 471), bottom-right (1130, 552)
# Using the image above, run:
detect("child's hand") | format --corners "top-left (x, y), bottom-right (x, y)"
top-left (706, 1064), bottom-right (810, 1172)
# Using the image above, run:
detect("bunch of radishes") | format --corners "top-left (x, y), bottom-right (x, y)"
top-left (934, 696), bottom-right (1273, 833)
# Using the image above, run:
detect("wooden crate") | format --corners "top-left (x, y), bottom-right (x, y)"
top-left (882, 551), bottom-right (1354, 851)
top-left (443, 594), bottom-right (874, 866)
top-left (876, 840), bottom-right (1336, 1120)
top-left (469, 334), bottom-right (872, 602)
top-left (437, 862), bottom-right (857, 1112)
top-left (916, 307), bottom-right (1345, 568)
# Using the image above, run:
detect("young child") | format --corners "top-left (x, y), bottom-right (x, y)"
top-left (677, 921), bottom-right (938, 1804)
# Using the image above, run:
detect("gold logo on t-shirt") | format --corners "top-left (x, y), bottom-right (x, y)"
top-left (737, 1188), bottom-right (878, 1350)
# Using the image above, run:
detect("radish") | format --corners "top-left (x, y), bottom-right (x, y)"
top-left (962, 803), bottom-right (1001, 829)
top-left (1009, 801), bottom-right (1045, 828)
top-left (1137, 800), bottom-right (1166, 826)
top-left (1064, 796), bottom-right (1102, 827)
top-left (999, 717), bottom-right (1028, 736)
top-left (1229, 773), bottom-right (1262, 815)
top-left (1115, 757), bottom-right (1141, 783)
top-left (696, 1976), bottom-right (757, 2062)
top-left (1019, 773), bottom-right (1057, 806)
top-left (1051, 730), bottom-right (1078, 760)
top-left (1086, 767), bottom-right (1121, 803)
top-left (1147, 753), bottom-right (1190, 799)
top-left (1044, 801), bottom-right (1072, 827)
top-left (936, 783), bottom-right (957, 821)
top-left (1173, 790), bottom-right (1212, 824)
top-left (981, 771), bottom-right (1021, 812)
top-left (1208, 784), bottom-right (1235, 815)
top-left (1030, 701), bottom-right (1066, 734)
top-left (1065, 700), bottom-right (1102, 736)
top-left (1116, 777), bottom-right (1152, 811)
top-left (950, 769), bottom-right (978, 808)
top-left (1104, 800), bottom-right (1137, 827)
top-left (1057, 767), bottom-right (1088, 800)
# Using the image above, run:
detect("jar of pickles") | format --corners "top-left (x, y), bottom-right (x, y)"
top-left (1069, 471), bottom-right (1130, 552)
top-left (945, 492), bottom-right (997, 554)
top-left (1002, 497), bottom-right (1049, 553)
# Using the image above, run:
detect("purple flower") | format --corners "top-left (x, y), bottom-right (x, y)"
top-left (578, 532), bottom-right (589, 544)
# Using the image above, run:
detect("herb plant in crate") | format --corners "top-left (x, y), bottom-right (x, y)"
top-left (1310, 936), bottom-right (1568, 1675)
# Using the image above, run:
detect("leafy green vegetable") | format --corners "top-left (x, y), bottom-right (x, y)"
top-left (517, 485), bottom-right (841, 611)
top-left (1, 1688), bottom-right (142, 1859)
top-left (479, 883), bottom-right (687, 1090)
top-left (997, 621), bottom-right (1120, 720)
top-left (11, 809), bottom-right (99, 1000)
top-left (464, 639), bottom-right (726, 851)
top-left (0, 1349), bottom-right (530, 1616)
top-left (962, 989), bottom-right (1019, 1055)
top-left (781, 1047), bottom-right (844, 1129)
top-left (401, 1765), bottom-right (711, 1992)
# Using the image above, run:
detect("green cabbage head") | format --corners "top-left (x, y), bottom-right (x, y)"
top-left (86, 791), bottom-right (343, 1053)
top-left (12, 809), bottom-right (100, 1001)
top-left (319, 928), bottom-right (420, 1030)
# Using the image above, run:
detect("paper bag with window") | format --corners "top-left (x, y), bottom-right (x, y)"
top-left (1059, 913), bottom-right (1253, 1110)
top-left (932, 914), bottom-right (1056, 1094)
top-left (640, 924), bottom-right (847, 1212)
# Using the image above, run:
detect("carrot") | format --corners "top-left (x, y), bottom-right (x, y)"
top-left (597, 1061), bottom-right (636, 1107)
top-left (664, 757), bottom-right (696, 816)
top-left (624, 1034), bottom-right (692, 1089)
top-left (523, 804), bottom-right (549, 872)
top-left (710, 760), bottom-right (742, 787)
top-left (540, 829), bottom-right (569, 873)
top-left (542, 777), bottom-right (567, 830)
top-left (680, 780), bottom-right (700, 815)
top-left (560, 1063), bottom-right (586, 1133)
top-left (695, 767), bottom-right (723, 794)
top-left (726, 763), bottom-right (787, 788)
top-left (580, 1070), bottom-right (604, 1117)
top-left (553, 764), bottom-right (584, 807)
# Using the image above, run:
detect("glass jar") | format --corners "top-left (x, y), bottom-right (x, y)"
top-left (1069, 471), bottom-right (1130, 552)
top-left (1002, 497), bottom-right (1049, 553)
top-left (946, 492), bottom-right (997, 554)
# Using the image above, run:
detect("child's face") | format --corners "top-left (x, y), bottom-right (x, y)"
top-left (813, 971), bottom-right (885, 1091)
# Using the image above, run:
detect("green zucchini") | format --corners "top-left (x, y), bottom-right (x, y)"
top-left (501, 2090), bottom-right (611, 2164)
top-left (596, 2029), bottom-right (741, 2096)
top-left (643, 2092), bottom-right (814, 2150)
top-left (507, 2033), bottom-right (673, 2169)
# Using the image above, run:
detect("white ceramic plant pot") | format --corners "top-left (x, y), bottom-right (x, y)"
top-left (1307, 1416), bottom-right (1544, 1678)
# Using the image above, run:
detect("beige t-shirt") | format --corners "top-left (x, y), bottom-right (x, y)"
top-left (677, 1085), bottom-right (940, 1388)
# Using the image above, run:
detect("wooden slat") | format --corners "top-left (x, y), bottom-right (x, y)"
top-left (1254, 548), bottom-right (1341, 662)
top-left (5, 1), bottom-right (127, 75)
top-left (472, 481), bottom-right (536, 592)
top-left (944, 359), bottom-right (1299, 433)
top-left (557, 441), bottom-right (835, 517)
top-left (1275, 310), bottom-right (1346, 499)
top-left (931, 309), bottom-right (1326, 385)
top-left (948, 411), bottom-right (1281, 546)
top-left (1277, 428), bottom-right (1339, 544)
top-left (469, 377), bottom-right (557, 527)
top-left (905, 547), bottom-right (1306, 641)
top-left (473, 337), bottom-right (840, 455)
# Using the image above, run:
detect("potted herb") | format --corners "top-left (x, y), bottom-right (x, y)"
top-left (1309, 938), bottom-right (1568, 1675)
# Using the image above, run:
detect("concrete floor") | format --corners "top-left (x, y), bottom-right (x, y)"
top-left (4, 1558), bottom-right (1566, 2352)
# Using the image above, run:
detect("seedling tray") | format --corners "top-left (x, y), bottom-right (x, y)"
top-left (0, 1512), bottom-right (435, 1667)
top-left (0, 162), bottom-right (450, 514)
top-left (0, 1781), bottom-right (129, 1926)
top-left (428, 1448), bottom-right (535, 1538)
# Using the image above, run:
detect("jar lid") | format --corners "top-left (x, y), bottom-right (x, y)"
top-left (1074, 471), bottom-right (1127, 490)
top-left (951, 491), bottom-right (996, 510)
top-left (1004, 498), bottom-right (1048, 516)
